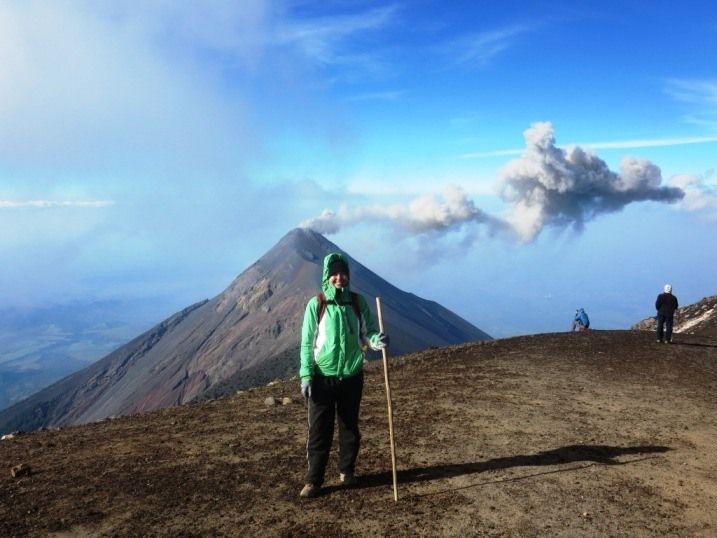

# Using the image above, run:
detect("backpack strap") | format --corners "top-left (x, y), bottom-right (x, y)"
top-left (349, 292), bottom-right (362, 323)
top-left (316, 292), bottom-right (327, 324)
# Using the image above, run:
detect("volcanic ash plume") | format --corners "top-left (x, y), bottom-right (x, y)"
top-left (301, 122), bottom-right (687, 242)
top-left (300, 185), bottom-right (503, 235)
top-left (498, 122), bottom-right (685, 241)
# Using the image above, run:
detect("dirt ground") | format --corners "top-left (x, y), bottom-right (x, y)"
top-left (1, 330), bottom-right (716, 537)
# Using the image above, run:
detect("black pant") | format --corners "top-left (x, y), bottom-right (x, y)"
top-left (656, 313), bottom-right (674, 342)
top-left (305, 372), bottom-right (363, 486)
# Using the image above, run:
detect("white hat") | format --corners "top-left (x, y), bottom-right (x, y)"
top-left (664, 284), bottom-right (672, 293)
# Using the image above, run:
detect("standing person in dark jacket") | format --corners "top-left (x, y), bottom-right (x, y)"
top-left (298, 252), bottom-right (389, 499)
top-left (655, 284), bottom-right (679, 343)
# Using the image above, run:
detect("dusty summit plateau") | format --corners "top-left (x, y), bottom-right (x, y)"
top-left (1, 329), bottom-right (716, 537)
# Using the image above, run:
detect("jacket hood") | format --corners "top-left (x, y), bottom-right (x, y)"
top-left (322, 252), bottom-right (351, 302)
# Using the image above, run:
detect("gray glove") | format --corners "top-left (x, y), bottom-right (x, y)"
top-left (372, 332), bottom-right (390, 350)
top-left (301, 379), bottom-right (312, 400)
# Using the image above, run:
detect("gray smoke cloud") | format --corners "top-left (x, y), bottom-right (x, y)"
top-left (499, 122), bottom-right (685, 241)
top-left (300, 185), bottom-right (506, 235)
top-left (301, 122), bottom-right (687, 242)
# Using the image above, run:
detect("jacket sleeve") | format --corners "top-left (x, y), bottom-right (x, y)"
top-left (655, 295), bottom-right (662, 310)
top-left (300, 298), bottom-right (318, 380)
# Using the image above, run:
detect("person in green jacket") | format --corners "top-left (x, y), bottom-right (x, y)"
top-left (299, 252), bottom-right (389, 498)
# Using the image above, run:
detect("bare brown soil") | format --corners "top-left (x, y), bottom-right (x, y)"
top-left (2, 330), bottom-right (716, 537)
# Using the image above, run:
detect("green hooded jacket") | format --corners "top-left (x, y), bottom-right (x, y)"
top-left (300, 252), bottom-right (382, 380)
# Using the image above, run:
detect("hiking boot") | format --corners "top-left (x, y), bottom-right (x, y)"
top-left (339, 473), bottom-right (358, 486)
top-left (299, 484), bottom-right (320, 498)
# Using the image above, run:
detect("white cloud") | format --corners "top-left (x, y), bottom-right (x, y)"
top-left (274, 4), bottom-right (399, 67)
top-left (460, 149), bottom-right (523, 159)
top-left (0, 1), bottom-right (405, 182)
top-left (666, 79), bottom-right (717, 107)
top-left (666, 78), bottom-right (717, 129)
top-left (668, 173), bottom-right (717, 216)
top-left (446, 24), bottom-right (532, 68)
top-left (103, 0), bottom-right (274, 69)
top-left (2, 1), bottom-right (404, 308)
top-left (0, 1), bottom-right (261, 178)
top-left (461, 135), bottom-right (717, 159)
top-left (582, 136), bottom-right (717, 150)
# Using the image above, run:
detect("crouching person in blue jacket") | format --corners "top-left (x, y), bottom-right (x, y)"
top-left (298, 252), bottom-right (389, 499)
top-left (572, 308), bottom-right (590, 331)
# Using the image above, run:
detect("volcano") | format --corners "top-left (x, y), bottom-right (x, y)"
top-left (0, 228), bottom-right (490, 433)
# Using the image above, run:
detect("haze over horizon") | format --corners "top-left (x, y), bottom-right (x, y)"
top-left (1, 1), bottom-right (716, 342)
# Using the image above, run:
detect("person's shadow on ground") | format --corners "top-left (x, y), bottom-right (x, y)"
top-left (676, 341), bottom-right (717, 348)
top-left (329, 444), bottom-right (671, 494)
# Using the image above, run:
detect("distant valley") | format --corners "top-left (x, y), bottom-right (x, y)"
top-left (0, 300), bottom-right (171, 410)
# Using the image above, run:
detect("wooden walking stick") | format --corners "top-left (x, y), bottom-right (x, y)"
top-left (375, 296), bottom-right (398, 502)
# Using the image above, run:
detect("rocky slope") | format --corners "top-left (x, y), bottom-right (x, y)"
top-left (632, 295), bottom-right (717, 338)
top-left (1, 330), bottom-right (715, 537)
top-left (0, 228), bottom-right (490, 434)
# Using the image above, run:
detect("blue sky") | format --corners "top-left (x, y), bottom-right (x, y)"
top-left (1, 0), bottom-right (716, 338)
